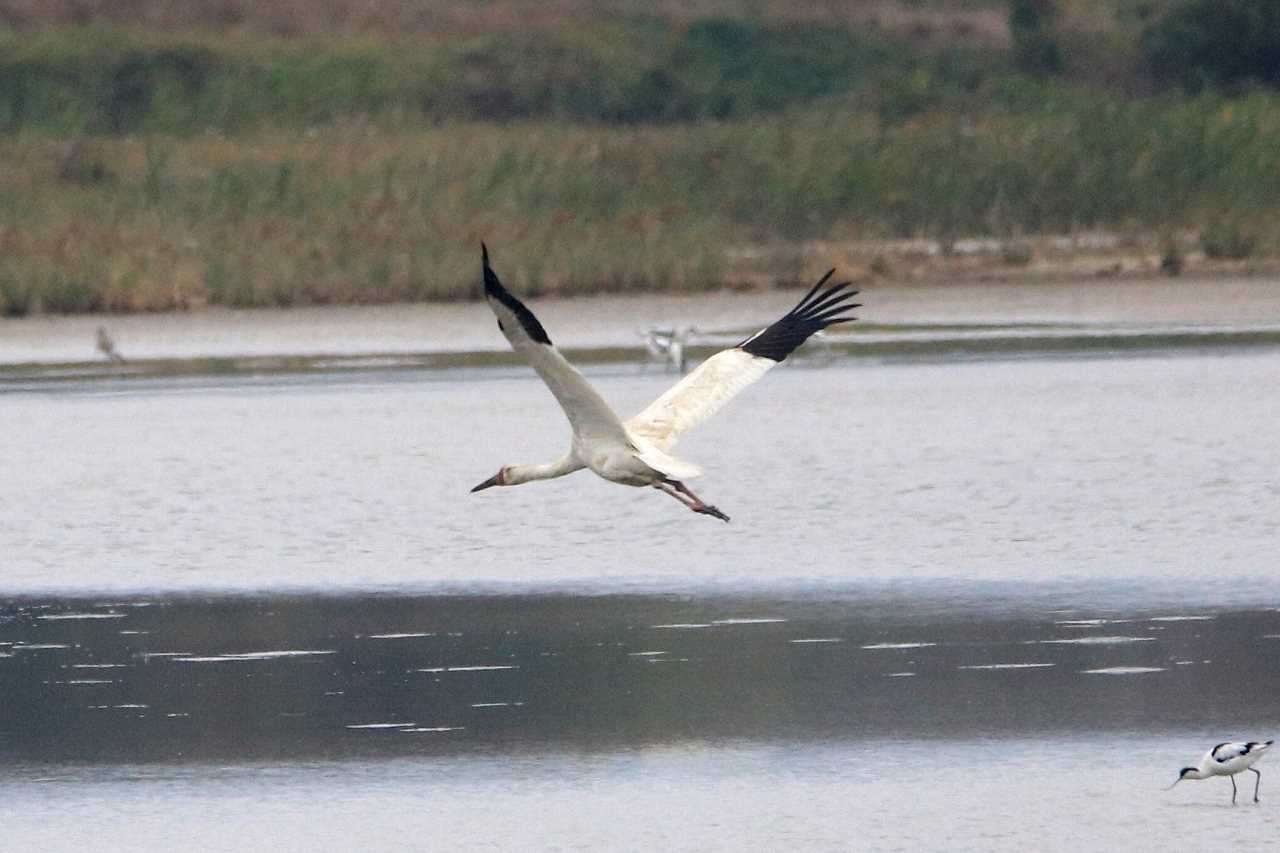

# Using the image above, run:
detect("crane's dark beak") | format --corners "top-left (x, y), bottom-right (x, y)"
top-left (471, 474), bottom-right (501, 493)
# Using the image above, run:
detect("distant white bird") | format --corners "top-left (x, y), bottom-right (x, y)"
top-left (1171, 740), bottom-right (1273, 804)
top-left (638, 326), bottom-right (698, 374)
top-left (96, 326), bottom-right (124, 363)
top-left (470, 244), bottom-right (860, 522)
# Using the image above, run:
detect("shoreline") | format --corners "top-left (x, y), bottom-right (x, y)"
top-left (6, 326), bottom-right (1280, 387)
top-left (3, 272), bottom-right (1279, 376)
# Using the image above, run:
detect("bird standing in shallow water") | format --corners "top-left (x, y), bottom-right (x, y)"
top-left (470, 244), bottom-right (860, 522)
top-left (96, 326), bottom-right (124, 363)
top-left (1171, 740), bottom-right (1273, 804)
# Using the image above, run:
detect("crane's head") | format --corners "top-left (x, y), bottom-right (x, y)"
top-left (1168, 767), bottom-right (1202, 789)
top-left (471, 466), bottom-right (510, 492)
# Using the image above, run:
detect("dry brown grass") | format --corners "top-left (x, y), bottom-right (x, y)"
top-left (0, 0), bottom-right (1010, 46)
top-left (0, 125), bottom-right (735, 313)
top-left (13, 0), bottom-right (1180, 51)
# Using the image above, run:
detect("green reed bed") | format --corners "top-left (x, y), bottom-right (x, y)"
top-left (3, 84), bottom-right (1280, 314)
top-left (0, 20), bottom-right (907, 134)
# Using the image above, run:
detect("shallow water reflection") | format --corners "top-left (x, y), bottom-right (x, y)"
top-left (3, 594), bottom-right (1278, 764)
top-left (8, 737), bottom-right (1280, 853)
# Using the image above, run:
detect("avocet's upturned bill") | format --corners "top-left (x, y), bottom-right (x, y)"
top-left (1170, 740), bottom-right (1273, 804)
top-left (470, 244), bottom-right (860, 522)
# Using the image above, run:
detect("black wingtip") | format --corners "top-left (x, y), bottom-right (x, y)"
top-left (481, 243), bottom-right (501, 296)
top-left (738, 267), bottom-right (861, 362)
top-left (478, 243), bottom-right (553, 346)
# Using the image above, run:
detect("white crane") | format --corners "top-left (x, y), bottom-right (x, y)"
top-left (470, 244), bottom-right (860, 522)
top-left (1170, 740), bottom-right (1273, 804)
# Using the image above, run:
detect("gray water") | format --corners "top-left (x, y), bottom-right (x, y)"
top-left (3, 349), bottom-right (1279, 597)
top-left (4, 332), bottom-right (1280, 850)
top-left (5, 740), bottom-right (1280, 853)
top-left (3, 594), bottom-right (1280, 851)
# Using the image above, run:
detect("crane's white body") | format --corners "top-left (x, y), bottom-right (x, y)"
top-left (471, 245), bottom-right (860, 521)
top-left (1173, 740), bottom-right (1273, 803)
top-left (483, 292), bottom-right (712, 486)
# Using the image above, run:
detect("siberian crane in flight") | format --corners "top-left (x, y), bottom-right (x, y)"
top-left (470, 244), bottom-right (860, 522)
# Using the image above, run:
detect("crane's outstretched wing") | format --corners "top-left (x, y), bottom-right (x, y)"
top-left (627, 270), bottom-right (859, 450)
top-left (481, 244), bottom-right (629, 445)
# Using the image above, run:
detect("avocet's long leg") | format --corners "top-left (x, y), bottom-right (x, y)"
top-left (1251, 768), bottom-right (1262, 802)
top-left (1231, 775), bottom-right (1238, 804)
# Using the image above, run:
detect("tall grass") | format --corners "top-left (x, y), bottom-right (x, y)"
top-left (0, 20), bottom-right (912, 134)
top-left (3, 82), bottom-right (1280, 315)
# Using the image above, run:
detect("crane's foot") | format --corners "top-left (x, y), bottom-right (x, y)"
top-left (694, 504), bottom-right (730, 523)
top-left (655, 480), bottom-right (730, 522)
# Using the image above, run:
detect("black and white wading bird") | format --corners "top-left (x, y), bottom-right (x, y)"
top-left (1170, 740), bottom-right (1273, 804)
top-left (470, 244), bottom-right (860, 522)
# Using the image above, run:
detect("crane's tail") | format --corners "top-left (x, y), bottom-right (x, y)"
top-left (628, 432), bottom-right (703, 481)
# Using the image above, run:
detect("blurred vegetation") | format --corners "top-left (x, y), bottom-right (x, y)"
top-left (0, 21), bottom-right (910, 132)
top-left (1141, 0), bottom-right (1280, 91)
top-left (0, 1), bottom-right (1278, 314)
top-left (1009, 0), bottom-right (1062, 76)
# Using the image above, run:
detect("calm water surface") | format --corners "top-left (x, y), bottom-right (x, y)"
top-left (5, 740), bottom-right (1280, 853)
top-left (3, 339), bottom-right (1280, 850)
top-left (3, 349), bottom-right (1279, 597)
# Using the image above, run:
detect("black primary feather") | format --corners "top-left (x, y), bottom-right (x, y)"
top-left (739, 269), bottom-right (860, 362)
top-left (481, 243), bottom-right (552, 346)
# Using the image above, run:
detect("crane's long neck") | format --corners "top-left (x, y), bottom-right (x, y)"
top-left (505, 453), bottom-right (583, 485)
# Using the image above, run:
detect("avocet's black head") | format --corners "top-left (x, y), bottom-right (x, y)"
top-left (1167, 763), bottom-right (1192, 788)
top-left (1168, 766), bottom-right (1201, 788)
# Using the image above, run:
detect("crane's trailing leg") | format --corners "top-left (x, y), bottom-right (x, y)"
top-left (654, 479), bottom-right (730, 523)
